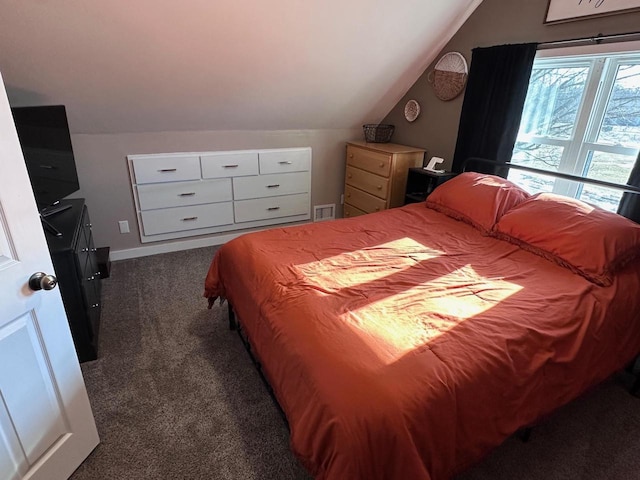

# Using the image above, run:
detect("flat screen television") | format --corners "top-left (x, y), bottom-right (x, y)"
top-left (11, 105), bottom-right (80, 216)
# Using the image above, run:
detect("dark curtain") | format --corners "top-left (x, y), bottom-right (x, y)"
top-left (452, 43), bottom-right (538, 175)
top-left (617, 150), bottom-right (640, 223)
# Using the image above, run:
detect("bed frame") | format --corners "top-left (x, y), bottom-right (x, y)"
top-left (227, 303), bottom-right (289, 426)
top-left (462, 157), bottom-right (640, 195)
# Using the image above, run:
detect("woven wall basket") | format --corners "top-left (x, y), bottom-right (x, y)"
top-left (429, 52), bottom-right (468, 101)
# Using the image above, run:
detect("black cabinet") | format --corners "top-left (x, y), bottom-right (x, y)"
top-left (404, 168), bottom-right (457, 204)
top-left (44, 199), bottom-right (101, 362)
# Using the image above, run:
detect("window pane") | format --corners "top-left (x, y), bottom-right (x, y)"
top-left (507, 170), bottom-right (556, 195)
top-left (519, 66), bottom-right (589, 139)
top-left (576, 150), bottom-right (637, 212)
top-left (578, 184), bottom-right (622, 212)
top-left (508, 141), bottom-right (563, 193)
top-left (582, 151), bottom-right (637, 184)
top-left (596, 64), bottom-right (640, 148)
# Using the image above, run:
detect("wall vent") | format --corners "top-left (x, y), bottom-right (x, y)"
top-left (313, 204), bottom-right (335, 222)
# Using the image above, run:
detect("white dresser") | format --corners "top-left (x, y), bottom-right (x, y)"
top-left (128, 148), bottom-right (311, 243)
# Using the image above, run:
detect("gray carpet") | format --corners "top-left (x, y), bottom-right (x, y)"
top-left (71, 246), bottom-right (640, 480)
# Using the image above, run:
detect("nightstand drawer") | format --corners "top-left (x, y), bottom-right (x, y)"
top-left (234, 193), bottom-right (309, 223)
top-left (344, 203), bottom-right (367, 218)
top-left (233, 172), bottom-right (309, 200)
top-left (137, 179), bottom-right (232, 210)
top-left (345, 166), bottom-right (389, 200)
top-left (132, 155), bottom-right (201, 184)
top-left (201, 152), bottom-right (259, 178)
top-left (344, 185), bottom-right (386, 214)
top-left (259, 149), bottom-right (311, 174)
top-left (346, 145), bottom-right (392, 177)
top-left (141, 202), bottom-right (234, 235)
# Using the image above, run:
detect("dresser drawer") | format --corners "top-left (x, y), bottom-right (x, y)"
top-left (131, 155), bottom-right (201, 184)
top-left (259, 149), bottom-right (311, 174)
top-left (344, 203), bottom-right (367, 218)
top-left (141, 202), bottom-right (234, 236)
top-left (234, 193), bottom-right (309, 223)
top-left (344, 185), bottom-right (387, 214)
top-left (345, 166), bottom-right (389, 200)
top-left (346, 145), bottom-right (392, 177)
top-left (74, 208), bottom-right (93, 277)
top-left (233, 172), bottom-right (309, 200)
top-left (201, 152), bottom-right (259, 178)
top-left (80, 254), bottom-right (100, 309)
top-left (137, 179), bottom-right (232, 210)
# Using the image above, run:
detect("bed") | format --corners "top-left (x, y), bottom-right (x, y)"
top-left (204, 171), bottom-right (640, 480)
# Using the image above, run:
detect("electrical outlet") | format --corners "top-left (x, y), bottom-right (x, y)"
top-left (118, 220), bottom-right (130, 234)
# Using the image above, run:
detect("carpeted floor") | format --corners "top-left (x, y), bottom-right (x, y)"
top-left (71, 246), bottom-right (640, 480)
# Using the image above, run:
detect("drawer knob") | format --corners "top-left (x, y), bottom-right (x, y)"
top-left (179, 192), bottom-right (196, 197)
top-left (379, 162), bottom-right (385, 168)
top-left (346, 193), bottom-right (351, 198)
top-left (91, 248), bottom-right (97, 252)
top-left (375, 207), bottom-right (380, 211)
top-left (85, 223), bottom-right (92, 228)
top-left (81, 247), bottom-right (89, 253)
top-left (377, 185), bottom-right (382, 190)
top-left (266, 184), bottom-right (280, 188)
top-left (278, 161), bottom-right (293, 165)
top-left (87, 275), bottom-right (95, 282)
top-left (347, 174), bottom-right (352, 179)
top-left (182, 216), bottom-right (198, 221)
top-left (349, 154), bottom-right (354, 159)
top-left (267, 206), bottom-right (281, 211)
top-left (91, 303), bottom-right (99, 308)
top-left (158, 168), bottom-right (177, 172)
top-left (345, 212), bottom-right (350, 217)
top-left (223, 164), bottom-right (239, 168)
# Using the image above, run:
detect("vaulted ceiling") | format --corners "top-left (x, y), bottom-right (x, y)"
top-left (0, 0), bottom-right (481, 134)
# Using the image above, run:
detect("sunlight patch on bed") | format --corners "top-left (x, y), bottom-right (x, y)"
top-left (294, 237), bottom-right (444, 291)
top-left (343, 264), bottom-right (523, 365)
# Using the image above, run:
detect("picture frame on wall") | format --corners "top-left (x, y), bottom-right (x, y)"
top-left (545, 0), bottom-right (640, 24)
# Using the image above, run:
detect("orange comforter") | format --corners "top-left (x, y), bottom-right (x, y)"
top-left (204, 203), bottom-right (640, 480)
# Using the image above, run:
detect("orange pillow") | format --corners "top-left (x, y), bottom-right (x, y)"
top-left (425, 172), bottom-right (530, 233)
top-left (494, 193), bottom-right (640, 286)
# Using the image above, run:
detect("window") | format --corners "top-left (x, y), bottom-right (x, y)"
top-left (509, 48), bottom-right (640, 212)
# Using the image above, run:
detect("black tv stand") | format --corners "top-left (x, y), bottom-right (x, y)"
top-left (41, 202), bottom-right (73, 218)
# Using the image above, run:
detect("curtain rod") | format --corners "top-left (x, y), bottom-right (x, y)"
top-left (538, 31), bottom-right (640, 50)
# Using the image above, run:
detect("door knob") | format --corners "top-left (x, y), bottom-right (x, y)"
top-left (29, 272), bottom-right (58, 291)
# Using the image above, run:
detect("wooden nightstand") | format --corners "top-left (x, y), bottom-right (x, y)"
top-left (404, 168), bottom-right (457, 204)
top-left (344, 141), bottom-right (425, 218)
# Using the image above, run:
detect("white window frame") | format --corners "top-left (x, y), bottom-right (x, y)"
top-left (512, 41), bottom-right (640, 203)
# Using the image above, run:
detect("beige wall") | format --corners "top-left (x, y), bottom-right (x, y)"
top-left (383, 0), bottom-right (640, 170)
top-left (69, 128), bottom-right (360, 252)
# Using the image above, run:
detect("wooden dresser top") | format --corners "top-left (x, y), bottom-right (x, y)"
top-left (347, 140), bottom-right (426, 155)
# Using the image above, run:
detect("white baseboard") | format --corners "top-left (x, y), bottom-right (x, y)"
top-left (109, 231), bottom-right (246, 261)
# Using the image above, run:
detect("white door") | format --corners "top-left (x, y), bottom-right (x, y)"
top-left (0, 73), bottom-right (99, 479)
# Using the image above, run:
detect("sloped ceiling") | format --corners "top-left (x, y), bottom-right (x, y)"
top-left (0, 0), bottom-right (481, 134)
